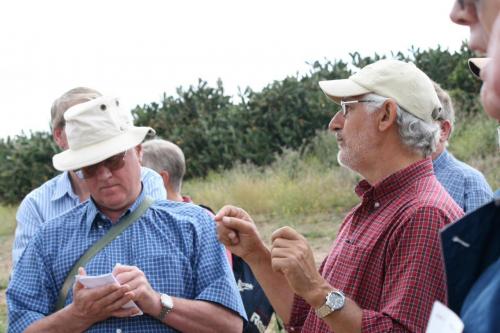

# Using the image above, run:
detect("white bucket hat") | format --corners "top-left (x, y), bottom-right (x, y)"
top-left (468, 57), bottom-right (490, 79)
top-left (52, 96), bottom-right (155, 171)
top-left (318, 59), bottom-right (442, 123)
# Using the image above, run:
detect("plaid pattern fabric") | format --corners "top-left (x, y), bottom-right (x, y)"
top-left (7, 191), bottom-right (246, 332)
top-left (433, 149), bottom-right (493, 213)
top-left (286, 159), bottom-right (464, 333)
top-left (12, 167), bottom-right (166, 268)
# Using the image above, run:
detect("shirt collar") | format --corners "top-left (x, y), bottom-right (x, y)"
top-left (432, 149), bottom-right (450, 170)
top-left (51, 171), bottom-right (78, 201)
top-left (84, 185), bottom-right (146, 235)
top-left (355, 158), bottom-right (434, 203)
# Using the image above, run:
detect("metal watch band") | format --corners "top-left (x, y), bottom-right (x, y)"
top-left (315, 290), bottom-right (345, 318)
top-left (158, 293), bottom-right (173, 321)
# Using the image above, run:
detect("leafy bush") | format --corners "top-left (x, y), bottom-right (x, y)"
top-left (0, 132), bottom-right (59, 204)
top-left (0, 44), bottom-right (497, 204)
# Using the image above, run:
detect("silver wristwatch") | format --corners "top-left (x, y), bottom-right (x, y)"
top-left (315, 290), bottom-right (345, 318)
top-left (158, 293), bottom-right (174, 321)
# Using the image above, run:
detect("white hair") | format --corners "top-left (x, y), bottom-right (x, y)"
top-left (142, 139), bottom-right (185, 193)
top-left (363, 93), bottom-right (440, 157)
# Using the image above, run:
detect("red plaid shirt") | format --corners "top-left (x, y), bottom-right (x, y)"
top-left (286, 159), bottom-right (463, 332)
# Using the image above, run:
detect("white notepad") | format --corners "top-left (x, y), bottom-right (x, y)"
top-left (75, 272), bottom-right (143, 316)
top-left (425, 301), bottom-right (463, 333)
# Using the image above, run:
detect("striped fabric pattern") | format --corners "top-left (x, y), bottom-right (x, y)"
top-left (433, 149), bottom-right (493, 213)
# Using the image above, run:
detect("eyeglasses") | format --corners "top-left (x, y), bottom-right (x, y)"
top-left (75, 150), bottom-right (128, 179)
top-left (339, 99), bottom-right (380, 118)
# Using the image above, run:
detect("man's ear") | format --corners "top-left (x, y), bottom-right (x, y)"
top-left (378, 99), bottom-right (398, 132)
top-left (53, 127), bottom-right (67, 149)
top-left (159, 170), bottom-right (170, 188)
top-left (135, 145), bottom-right (144, 163)
top-left (439, 120), bottom-right (452, 142)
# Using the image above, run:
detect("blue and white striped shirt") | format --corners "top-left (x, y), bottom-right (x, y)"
top-left (433, 150), bottom-right (493, 213)
top-left (8, 190), bottom-right (246, 332)
top-left (12, 167), bottom-right (166, 268)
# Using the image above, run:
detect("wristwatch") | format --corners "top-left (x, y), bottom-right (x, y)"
top-left (158, 293), bottom-right (174, 321)
top-left (315, 290), bottom-right (345, 318)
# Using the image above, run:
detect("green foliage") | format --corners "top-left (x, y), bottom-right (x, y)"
top-left (0, 44), bottom-right (497, 204)
top-left (0, 132), bottom-right (60, 204)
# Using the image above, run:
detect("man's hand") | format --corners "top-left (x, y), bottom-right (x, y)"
top-left (113, 264), bottom-right (159, 317)
top-left (214, 205), bottom-right (268, 264)
top-left (69, 267), bottom-right (139, 326)
top-left (271, 227), bottom-right (330, 306)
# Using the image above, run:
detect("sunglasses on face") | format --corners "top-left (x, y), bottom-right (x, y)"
top-left (75, 150), bottom-right (128, 179)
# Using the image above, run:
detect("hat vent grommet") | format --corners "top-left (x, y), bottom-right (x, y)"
top-left (100, 104), bottom-right (107, 111)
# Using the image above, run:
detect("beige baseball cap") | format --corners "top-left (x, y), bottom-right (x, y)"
top-left (318, 59), bottom-right (442, 123)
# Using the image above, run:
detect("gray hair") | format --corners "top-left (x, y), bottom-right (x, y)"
top-left (51, 87), bottom-right (102, 132)
top-left (433, 82), bottom-right (455, 136)
top-left (142, 139), bottom-right (186, 193)
top-left (363, 93), bottom-right (440, 158)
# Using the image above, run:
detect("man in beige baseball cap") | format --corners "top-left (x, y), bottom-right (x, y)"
top-left (215, 59), bottom-right (462, 333)
top-left (8, 95), bottom-right (246, 332)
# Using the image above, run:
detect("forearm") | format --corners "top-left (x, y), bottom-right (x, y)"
top-left (245, 247), bottom-right (296, 323)
top-left (305, 284), bottom-right (363, 333)
top-left (24, 305), bottom-right (92, 333)
top-left (160, 298), bottom-right (242, 333)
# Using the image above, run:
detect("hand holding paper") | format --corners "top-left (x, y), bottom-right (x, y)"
top-left (76, 270), bottom-right (143, 316)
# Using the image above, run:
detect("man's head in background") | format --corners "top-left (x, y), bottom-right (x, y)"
top-left (431, 82), bottom-right (455, 160)
top-left (142, 139), bottom-right (185, 202)
top-left (50, 87), bottom-right (102, 150)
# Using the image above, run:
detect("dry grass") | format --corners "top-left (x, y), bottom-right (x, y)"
top-left (0, 205), bottom-right (16, 333)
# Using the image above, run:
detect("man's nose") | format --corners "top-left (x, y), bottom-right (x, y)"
top-left (95, 164), bottom-right (113, 180)
top-left (328, 112), bottom-right (344, 132)
top-left (449, 0), bottom-right (476, 26)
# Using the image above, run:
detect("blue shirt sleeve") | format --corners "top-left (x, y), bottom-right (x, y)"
top-left (12, 195), bottom-right (43, 269)
top-left (8, 232), bottom-right (58, 333)
top-left (191, 210), bottom-right (247, 320)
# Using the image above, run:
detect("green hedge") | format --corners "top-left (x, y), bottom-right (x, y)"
top-left (0, 43), bottom-right (492, 204)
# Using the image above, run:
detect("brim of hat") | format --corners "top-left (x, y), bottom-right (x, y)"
top-left (52, 127), bottom-right (155, 171)
top-left (318, 79), bottom-right (371, 104)
top-left (468, 58), bottom-right (490, 79)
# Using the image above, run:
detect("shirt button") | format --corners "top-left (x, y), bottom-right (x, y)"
top-left (374, 202), bottom-right (380, 209)
top-left (116, 329), bottom-right (122, 333)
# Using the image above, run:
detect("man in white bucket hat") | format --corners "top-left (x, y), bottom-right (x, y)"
top-left (216, 59), bottom-right (463, 333)
top-left (11, 87), bottom-right (166, 269)
top-left (7, 96), bottom-right (246, 332)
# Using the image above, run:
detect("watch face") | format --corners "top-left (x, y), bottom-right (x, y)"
top-left (161, 294), bottom-right (173, 309)
top-left (326, 291), bottom-right (344, 310)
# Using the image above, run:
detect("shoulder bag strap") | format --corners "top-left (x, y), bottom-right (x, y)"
top-left (55, 196), bottom-right (155, 311)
